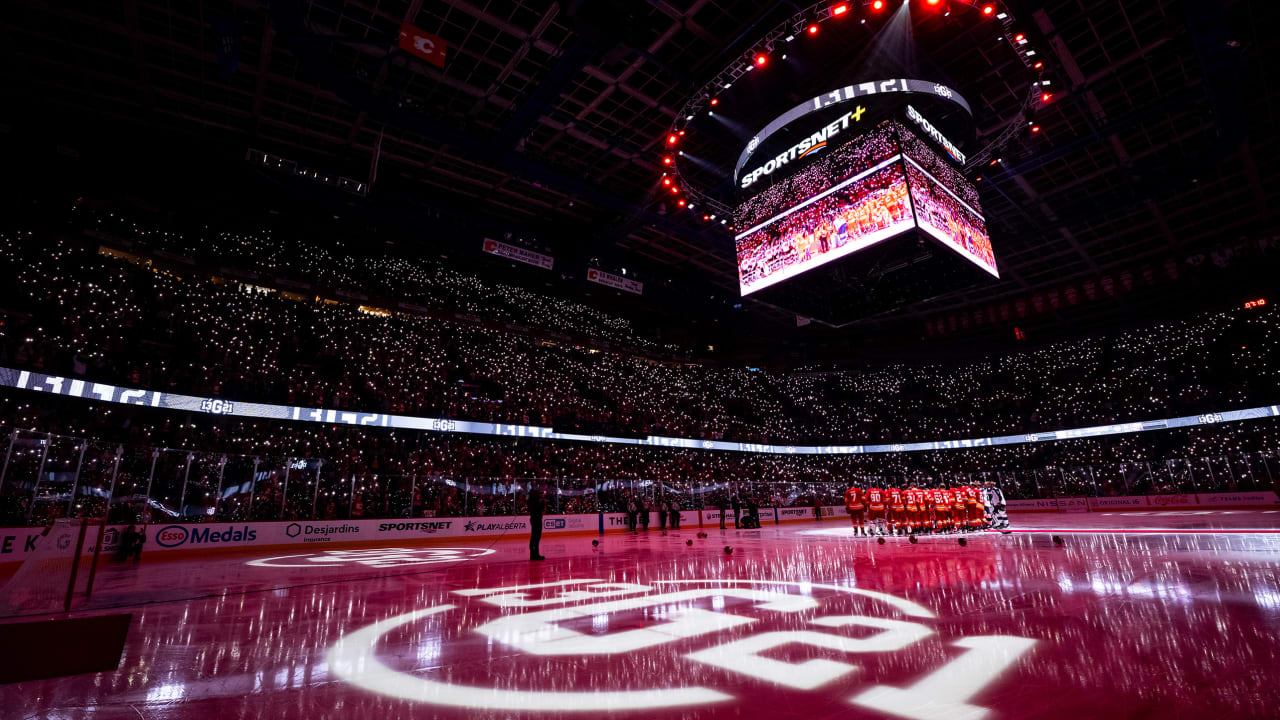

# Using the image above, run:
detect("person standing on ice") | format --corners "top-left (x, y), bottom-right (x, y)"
top-left (528, 485), bottom-right (546, 561)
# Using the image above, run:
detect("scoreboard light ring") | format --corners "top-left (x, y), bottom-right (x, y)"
top-left (664, 0), bottom-right (1047, 214)
top-left (734, 79), bottom-right (973, 185)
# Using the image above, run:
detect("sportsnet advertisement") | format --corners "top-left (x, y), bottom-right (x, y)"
top-left (734, 123), bottom-right (913, 296)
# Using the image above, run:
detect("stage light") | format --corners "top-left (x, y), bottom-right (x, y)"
top-left (703, 214), bottom-right (710, 221)
top-left (982, 4), bottom-right (995, 15)
top-left (1031, 125), bottom-right (1041, 133)
top-left (926, 0), bottom-right (940, 5)
top-left (709, 97), bottom-right (719, 106)
top-left (1034, 61), bottom-right (1044, 69)
top-left (989, 158), bottom-right (1000, 166)
top-left (1041, 92), bottom-right (1052, 102)
top-left (667, 134), bottom-right (678, 144)
top-left (755, 53), bottom-right (768, 66)
top-left (662, 177), bottom-right (671, 186)
top-left (677, 199), bottom-right (686, 207)
top-left (663, 156), bottom-right (672, 165)
top-left (670, 186), bottom-right (679, 194)
top-left (872, 0), bottom-right (883, 10)
top-left (784, 34), bottom-right (795, 42)
top-left (710, 214), bottom-right (717, 219)
top-left (1015, 33), bottom-right (1025, 42)
top-left (678, 130), bottom-right (685, 136)
top-left (832, 4), bottom-right (849, 15)
top-left (808, 23), bottom-right (819, 35)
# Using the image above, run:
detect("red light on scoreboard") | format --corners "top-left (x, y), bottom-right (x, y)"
top-left (1244, 298), bottom-right (1267, 309)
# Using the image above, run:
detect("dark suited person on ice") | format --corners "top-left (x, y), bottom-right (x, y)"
top-left (528, 485), bottom-right (547, 561)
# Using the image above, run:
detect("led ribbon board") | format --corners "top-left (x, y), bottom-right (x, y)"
top-left (735, 80), bottom-right (972, 184)
top-left (2, 366), bottom-right (1275, 456)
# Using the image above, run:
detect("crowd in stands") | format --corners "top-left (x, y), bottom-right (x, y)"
top-left (0, 396), bottom-right (1274, 527)
top-left (0, 209), bottom-right (1276, 527)
top-left (3, 227), bottom-right (1275, 448)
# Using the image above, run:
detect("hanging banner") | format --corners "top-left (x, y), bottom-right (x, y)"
top-left (587, 268), bottom-right (643, 295)
top-left (398, 24), bottom-right (447, 68)
top-left (482, 238), bottom-right (554, 270)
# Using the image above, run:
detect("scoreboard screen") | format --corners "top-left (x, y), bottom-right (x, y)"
top-left (899, 129), bottom-right (998, 277)
top-left (734, 123), bottom-right (914, 296)
top-left (734, 121), bottom-right (996, 297)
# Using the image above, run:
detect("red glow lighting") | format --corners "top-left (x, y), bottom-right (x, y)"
top-left (871, 0), bottom-right (883, 10)
top-left (1244, 298), bottom-right (1267, 309)
top-left (1015, 33), bottom-right (1024, 41)
top-left (982, 5), bottom-right (995, 15)
top-left (703, 214), bottom-right (711, 221)
top-left (807, 24), bottom-right (819, 35)
top-left (1034, 61), bottom-right (1044, 69)
top-left (669, 186), bottom-right (679, 194)
top-left (1042, 92), bottom-right (1052, 102)
top-left (662, 177), bottom-right (671, 186)
top-left (677, 199), bottom-right (686, 208)
top-left (754, 54), bottom-right (768, 66)
top-left (1031, 125), bottom-right (1041, 133)
top-left (926, 0), bottom-right (941, 5)
top-left (709, 98), bottom-right (719, 106)
top-left (667, 134), bottom-right (678, 144)
top-left (832, 4), bottom-right (849, 15)
top-left (662, 156), bottom-right (672, 165)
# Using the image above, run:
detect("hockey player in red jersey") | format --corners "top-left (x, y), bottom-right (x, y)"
top-left (904, 486), bottom-right (920, 534)
top-left (865, 486), bottom-right (887, 536)
top-left (887, 486), bottom-right (907, 535)
top-left (950, 486), bottom-right (968, 531)
top-left (931, 486), bottom-right (951, 533)
top-left (844, 485), bottom-right (867, 536)
top-left (964, 485), bottom-right (985, 529)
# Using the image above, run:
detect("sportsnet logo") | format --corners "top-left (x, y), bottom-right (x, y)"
top-left (378, 521), bottom-right (453, 534)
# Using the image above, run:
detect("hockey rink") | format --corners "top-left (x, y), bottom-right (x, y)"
top-left (4, 510), bottom-right (1280, 719)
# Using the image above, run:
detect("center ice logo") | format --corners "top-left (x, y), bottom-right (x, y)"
top-left (329, 578), bottom-right (1037, 715)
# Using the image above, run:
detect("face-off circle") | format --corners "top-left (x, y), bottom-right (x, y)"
top-left (328, 577), bottom-right (1036, 715)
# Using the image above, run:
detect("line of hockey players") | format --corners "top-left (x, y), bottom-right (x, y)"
top-left (843, 482), bottom-right (1009, 536)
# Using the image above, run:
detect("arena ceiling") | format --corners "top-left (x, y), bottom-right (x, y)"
top-left (6, 0), bottom-right (1278, 331)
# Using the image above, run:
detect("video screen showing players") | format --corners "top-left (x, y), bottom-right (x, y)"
top-left (898, 127), bottom-right (999, 278)
top-left (735, 123), bottom-right (913, 296)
